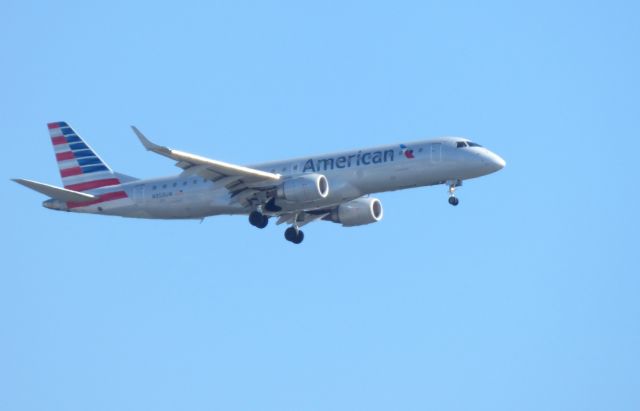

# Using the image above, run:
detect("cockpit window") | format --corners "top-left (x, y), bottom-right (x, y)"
top-left (456, 141), bottom-right (468, 148)
top-left (467, 142), bottom-right (483, 147)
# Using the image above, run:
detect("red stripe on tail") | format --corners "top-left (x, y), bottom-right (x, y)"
top-left (67, 190), bottom-right (128, 209)
top-left (60, 167), bottom-right (82, 177)
top-left (65, 178), bottom-right (121, 192)
top-left (52, 136), bottom-right (67, 145)
top-left (56, 151), bottom-right (75, 161)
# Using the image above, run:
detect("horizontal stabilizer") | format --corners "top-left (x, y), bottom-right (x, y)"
top-left (12, 178), bottom-right (98, 202)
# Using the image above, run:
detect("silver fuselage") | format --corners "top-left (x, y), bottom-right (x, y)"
top-left (44, 137), bottom-right (505, 219)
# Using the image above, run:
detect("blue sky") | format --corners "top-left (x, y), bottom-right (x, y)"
top-left (2, 1), bottom-right (639, 410)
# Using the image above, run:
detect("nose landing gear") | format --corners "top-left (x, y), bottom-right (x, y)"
top-left (448, 180), bottom-right (461, 206)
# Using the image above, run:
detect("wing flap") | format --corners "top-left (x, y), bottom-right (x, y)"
top-left (276, 211), bottom-right (330, 228)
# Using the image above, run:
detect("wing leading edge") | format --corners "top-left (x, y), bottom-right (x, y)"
top-left (131, 126), bottom-right (280, 184)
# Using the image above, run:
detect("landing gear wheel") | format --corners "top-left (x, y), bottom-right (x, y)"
top-left (447, 180), bottom-right (460, 207)
top-left (284, 226), bottom-right (297, 242)
top-left (249, 211), bottom-right (269, 228)
top-left (285, 227), bottom-right (304, 244)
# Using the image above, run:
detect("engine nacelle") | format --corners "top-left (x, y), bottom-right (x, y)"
top-left (327, 197), bottom-right (383, 227)
top-left (277, 174), bottom-right (329, 203)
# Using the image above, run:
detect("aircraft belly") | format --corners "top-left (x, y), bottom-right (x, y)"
top-left (328, 161), bottom-right (434, 195)
top-left (275, 163), bottom-right (431, 213)
top-left (138, 188), bottom-right (240, 219)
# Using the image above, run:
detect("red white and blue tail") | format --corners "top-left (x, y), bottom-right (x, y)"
top-left (48, 122), bottom-right (122, 191)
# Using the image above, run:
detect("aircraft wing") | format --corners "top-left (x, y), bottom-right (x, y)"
top-left (132, 126), bottom-right (281, 204)
top-left (275, 211), bottom-right (330, 227)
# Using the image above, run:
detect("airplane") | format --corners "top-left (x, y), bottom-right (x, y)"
top-left (13, 122), bottom-right (505, 244)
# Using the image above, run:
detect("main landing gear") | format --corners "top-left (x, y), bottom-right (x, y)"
top-left (248, 210), bottom-right (269, 229)
top-left (284, 226), bottom-right (304, 244)
top-left (448, 181), bottom-right (460, 206)
top-left (249, 210), bottom-right (305, 244)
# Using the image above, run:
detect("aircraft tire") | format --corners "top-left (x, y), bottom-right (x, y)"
top-left (293, 230), bottom-right (304, 244)
top-left (285, 226), bottom-right (302, 243)
top-left (249, 211), bottom-right (268, 228)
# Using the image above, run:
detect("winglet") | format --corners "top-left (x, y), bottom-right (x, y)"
top-left (131, 126), bottom-right (172, 156)
top-left (131, 126), bottom-right (152, 150)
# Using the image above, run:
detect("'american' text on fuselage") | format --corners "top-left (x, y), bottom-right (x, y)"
top-left (302, 149), bottom-right (395, 173)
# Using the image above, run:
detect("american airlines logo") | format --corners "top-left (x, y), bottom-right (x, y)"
top-left (302, 145), bottom-right (413, 173)
top-left (400, 144), bottom-right (414, 159)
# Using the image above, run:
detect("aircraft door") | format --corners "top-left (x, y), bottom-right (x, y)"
top-left (133, 184), bottom-right (145, 204)
top-left (430, 143), bottom-right (442, 162)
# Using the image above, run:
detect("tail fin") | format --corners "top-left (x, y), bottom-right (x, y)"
top-left (48, 122), bottom-right (122, 191)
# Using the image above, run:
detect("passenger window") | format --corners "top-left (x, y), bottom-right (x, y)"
top-left (173, 182), bottom-right (177, 187)
top-left (183, 181), bottom-right (187, 186)
top-left (152, 185), bottom-right (157, 190)
top-left (293, 165), bottom-right (298, 171)
top-left (162, 184), bottom-right (167, 188)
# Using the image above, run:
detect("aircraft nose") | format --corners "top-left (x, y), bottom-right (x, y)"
top-left (484, 151), bottom-right (506, 172)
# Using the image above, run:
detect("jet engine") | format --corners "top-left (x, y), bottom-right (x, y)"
top-left (326, 197), bottom-right (383, 227)
top-left (277, 173), bottom-right (329, 203)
